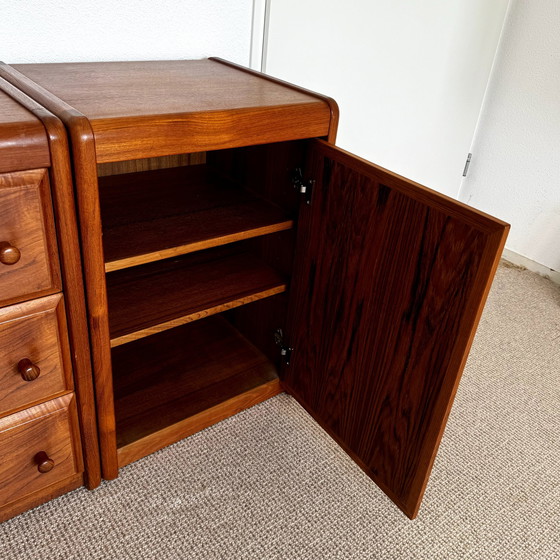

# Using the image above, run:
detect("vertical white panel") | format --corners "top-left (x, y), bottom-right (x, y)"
top-left (458, 0), bottom-right (560, 271)
top-left (265, 0), bottom-right (509, 197)
top-left (249, 0), bottom-right (269, 69)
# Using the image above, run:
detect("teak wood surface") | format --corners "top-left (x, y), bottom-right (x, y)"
top-left (0, 75), bottom-right (102, 488)
top-left (283, 140), bottom-right (509, 519)
top-left (112, 316), bottom-right (280, 466)
top-left (10, 59), bottom-right (333, 162)
top-left (0, 168), bottom-right (61, 307)
top-left (117, 379), bottom-right (281, 468)
top-left (0, 59), bottom-right (335, 481)
top-left (0, 58), bottom-right (509, 520)
top-left (0, 294), bottom-right (72, 418)
top-left (0, 394), bottom-right (82, 510)
top-left (0, 89), bottom-right (49, 173)
top-left (106, 249), bottom-right (286, 345)
top-left (0, 473), bottom-right (82, 523)
top-left (0, 64), bottom-right (119, 480)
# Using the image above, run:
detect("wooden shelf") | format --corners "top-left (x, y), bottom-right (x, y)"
top-left (112, 316), bottom-right (282, 467)
top-left (107, 248), bottom-right (287, 347)
top-left (99, 165), bottom-right (293, 272)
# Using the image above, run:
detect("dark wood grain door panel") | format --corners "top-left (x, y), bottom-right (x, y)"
top-left (283, 139), bottom-right (508, 518)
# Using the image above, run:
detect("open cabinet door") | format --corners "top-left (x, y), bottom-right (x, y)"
top-left (282, 139), bottom-right (509, 518)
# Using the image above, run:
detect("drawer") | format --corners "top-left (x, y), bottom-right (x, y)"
top-left (0, 294), bottom-right (72, 417)
top-left (0, 168), bottom-right (60, 306)
top-left (0, 394), bottom-right (82, 508)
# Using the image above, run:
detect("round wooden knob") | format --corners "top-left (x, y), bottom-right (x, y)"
top-left (18, 358), bottom-right (41, 382)
top-left (0, 241), bottom-right (21, 265)
top-left (34, 451), bottom-right (55, 473)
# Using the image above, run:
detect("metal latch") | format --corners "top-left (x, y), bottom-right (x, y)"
top-left (292, 168), bottom-right (314, 205)
top-left (274, 328), bottom-right (293, 365)
top-left (463, 153), bottom-right (472, 177)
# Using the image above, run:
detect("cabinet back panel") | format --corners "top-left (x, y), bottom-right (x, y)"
top-left (97, 153), bottom-right (206, 176)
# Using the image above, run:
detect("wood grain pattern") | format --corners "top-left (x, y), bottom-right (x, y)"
top-left (97, 152), bottom-right (205, 176)
top-left (225, 292), bottom-right (291, 368)
top-left (0, 294), bottom-right (72, 418)
top-left (112, 316), bottom-right (281, 466)
top-left (283, 139), bottom-right (509, 519)
top-left (211, 58), bottom-right (340, 143)
top-left (0, 168), bottom-right (61, 307)
top-left (0, 75), bottom-right (102, 488)
top-left (0, 394), bottom-right (81, 509)
top-left (0, 59), bottom-right (335, 482)
top-left (0, 473), bottom-right (82, 523)
top-left (206, 142), bottom-right (307, 365)
top-left (12, 59), bottom-right (331, 162)
top-left (66, 115), bottom-right (118, 480)
top-left (0, 88), bottom-right (49, 173)
top-left (0, 65), bottom-right (120, 480)
top-left (207, 141), bottom-right (306, 217)
top-left (99, 165), bottom-right (293, 272)
top-left (107, 249), bottom-right (286, 345)
top-left (118, 379), bottom-right (281, 468)
top-left (92, 105), bottom-right (330, 163)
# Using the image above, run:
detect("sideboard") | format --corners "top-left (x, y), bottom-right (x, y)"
top-left (0, 59), bottom-right (509, 521)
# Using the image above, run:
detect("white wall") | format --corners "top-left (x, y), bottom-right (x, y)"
top-left (0, 0), bottom-right (253, 64)
top-left (459, 0), bottom-right (560, 272)
top-left (264, 0), bottom-right (509, 198)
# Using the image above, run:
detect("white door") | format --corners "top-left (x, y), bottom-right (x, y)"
top-left (261, 0), bottom-right (510, 198)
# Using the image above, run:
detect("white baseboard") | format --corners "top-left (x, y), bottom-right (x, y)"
top-left (501, 248), bottom-right (560, 285)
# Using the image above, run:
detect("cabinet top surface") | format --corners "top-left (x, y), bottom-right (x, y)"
top-left (0, 84), bottom-right (49, 172)
top-left (0, 86), bottom-right (45, 133)
top-left (13, 59), bottom-right (328, 121)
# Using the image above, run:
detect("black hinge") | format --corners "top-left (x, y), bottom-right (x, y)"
top-left (274, 328), bottom-right (293, 365)
top-left (292, 168), bottom-right (314, 205)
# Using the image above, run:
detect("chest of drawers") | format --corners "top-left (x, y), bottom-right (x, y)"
top-left (0, 59), bottom-right (508, 520)
top-left (0, 79), bottom-right (100, 522)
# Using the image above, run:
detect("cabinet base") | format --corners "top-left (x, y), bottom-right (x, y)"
top-left (117, 379), bottom-right (282, 468)
top-left (0, 473), bottom-right (83, 523)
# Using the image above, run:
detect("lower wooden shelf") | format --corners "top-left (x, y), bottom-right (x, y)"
top-left (112, 315), bottom-right (282, 467)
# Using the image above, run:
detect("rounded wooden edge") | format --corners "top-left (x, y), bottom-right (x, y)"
top-left (209, 57), bottom-right (340, 143)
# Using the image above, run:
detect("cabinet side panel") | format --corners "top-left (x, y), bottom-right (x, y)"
top-left (283, 140), bottom-right (508, 518)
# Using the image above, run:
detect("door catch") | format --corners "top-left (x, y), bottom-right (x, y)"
top-left (292, 168), bottom-right (314, 205)
top-left (274, 328), bottom-right (293, 365)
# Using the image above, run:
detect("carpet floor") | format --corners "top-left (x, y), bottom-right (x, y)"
top-left (1, 263), bottom-right (559, 559)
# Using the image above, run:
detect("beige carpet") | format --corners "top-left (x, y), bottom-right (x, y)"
top-left (1, 263), bottom-right (559, 559)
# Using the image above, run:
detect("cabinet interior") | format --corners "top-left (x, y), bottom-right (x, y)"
top-left (97, 140), bottom-right (307, 464)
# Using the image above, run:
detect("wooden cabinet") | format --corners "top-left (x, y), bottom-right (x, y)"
top-left (0, 79), bottom-right (100, 522)
top-left (0, 58), bottom-right (508, 520)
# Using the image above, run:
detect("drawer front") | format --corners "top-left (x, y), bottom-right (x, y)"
top-left (0, 394), bottom-right (81, 508)
top-left (0, 169), bottom-right (60, 306)
top-left (0, 294), bottom-right (72, 417)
